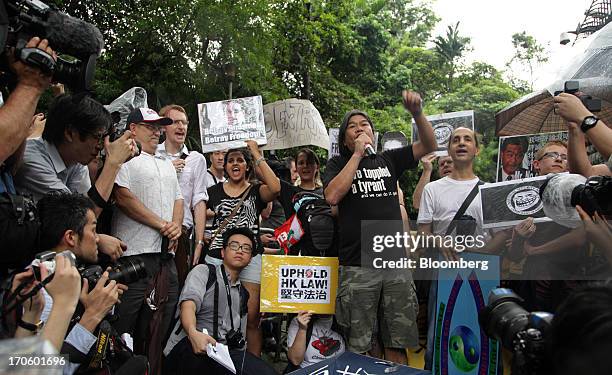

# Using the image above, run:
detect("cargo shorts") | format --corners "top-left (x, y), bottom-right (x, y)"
top-left (335, 265), bottom-right (419, 353)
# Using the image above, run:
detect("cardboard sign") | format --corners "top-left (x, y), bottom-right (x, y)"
top-left (198, 96), bottom-right (267, 153)
top-left (479, 175), bottom-right (553, 229)
top-left (412, 110), bottom-right (474, 156)
top-left (261, 99), bottom-right (329, 151)
top-left (496, 131), bottom-right (568, 182)
top-left (260, 255), bottom-right (339, 314)
top-left (381, 131), bottom-right (408, 151)
top-left (432, 253), bottom-right (501, 375)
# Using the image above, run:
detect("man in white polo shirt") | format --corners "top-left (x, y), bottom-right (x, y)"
top-left (111, 107), bottom-right (184, 374)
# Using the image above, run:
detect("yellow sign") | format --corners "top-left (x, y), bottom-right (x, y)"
top-left (260, 255), bottom-right (339, 314)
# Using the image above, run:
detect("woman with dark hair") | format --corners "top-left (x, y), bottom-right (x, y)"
top-left (276, 148), bottom-right (334, 256)
top-left (203, 140), bottom-right (280, 357)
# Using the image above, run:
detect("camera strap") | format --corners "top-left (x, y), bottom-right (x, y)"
top-left (220, 265), bottom-right (240, 332)
top-left (444, 180), bottom-right (484, 236)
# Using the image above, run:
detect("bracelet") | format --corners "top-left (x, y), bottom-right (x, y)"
top-left (255, 156), bottom-right (265, 167)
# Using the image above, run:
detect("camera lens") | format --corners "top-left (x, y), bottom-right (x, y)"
top-left (108, 258), bottom-right (147, 284)
top-left (479, 288), bottom-right (530, 349)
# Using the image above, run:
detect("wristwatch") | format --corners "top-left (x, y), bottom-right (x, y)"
top-left (17, 318), bottom-right (44, 333)
top-left (580, 115), bottom-right (599, 133)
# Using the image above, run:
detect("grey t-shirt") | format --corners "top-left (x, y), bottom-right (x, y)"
top-left (163, 264), bottom-right (247, 355)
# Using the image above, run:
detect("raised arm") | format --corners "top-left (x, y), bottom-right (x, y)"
top-left (403, 91), bottom-right (437, 160)
top-left (246, 140), bottom-right (280, 202)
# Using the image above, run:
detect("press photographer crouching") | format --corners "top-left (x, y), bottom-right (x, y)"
top-left (35, 192), bottom-right (148, 374)
top-left (163, 227), bottom-right (276, 375)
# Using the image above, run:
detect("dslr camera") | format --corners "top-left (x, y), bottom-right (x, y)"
top-left (225, 328), bottom-right (245, 350)
top-left (554, 80), bottom-right (602, 113)
top-left (479, 288), bottom-right (553, 375)
top-left (0, 0), bottom-right (104, 91)
top-left (78, 257), bottom-right (147, 290)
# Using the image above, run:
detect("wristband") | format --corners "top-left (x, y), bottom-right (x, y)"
top-left (255, 156), bottom-right (265, 167)
top-left (87, 185), bottom-right (110, 209)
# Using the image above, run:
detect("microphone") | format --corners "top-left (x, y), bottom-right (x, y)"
top-left (364, 144), bottom-right (376, 158)
top-left (45, 11), bottom-right (104, 58)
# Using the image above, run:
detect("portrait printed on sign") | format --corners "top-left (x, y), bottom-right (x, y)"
top-left (198, 96), bottom-right (267, 153)
top-left (412, 110), bottom-right (474, 156)
top-left (496, 131), bottom-right (568, 182)
top-left (479, 176), bottom-right (552, 229)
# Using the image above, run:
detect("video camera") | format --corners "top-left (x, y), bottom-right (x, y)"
top-left (479, 288), bottom-right (553, 375)
top-left (0, 0), bottom-right (104, 91)
top-left (554, 80), bottom-right (602, 113)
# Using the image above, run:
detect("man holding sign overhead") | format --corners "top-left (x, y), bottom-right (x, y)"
top-left (323, 90), bottom-right (437, 364)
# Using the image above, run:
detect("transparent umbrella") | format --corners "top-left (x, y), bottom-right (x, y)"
top-left (496, 22), bottom-right (612, 136)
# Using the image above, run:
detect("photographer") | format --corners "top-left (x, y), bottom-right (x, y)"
top-left (0, 37), bottom-right (55, 164)
top-left (36, 193), bottom-right (130, 374)
top-left (13, 93), bottom-right (136, 261)
top-left (554, 92), bottom-right (612, 177)
top-left (163, 227), bottom-right (276, 375)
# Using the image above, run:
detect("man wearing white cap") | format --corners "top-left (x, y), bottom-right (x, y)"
top-left (111, 107), bottom-right (184, 374)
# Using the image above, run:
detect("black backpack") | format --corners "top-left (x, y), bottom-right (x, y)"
top-left (292, 192), bottom-right (336, 256)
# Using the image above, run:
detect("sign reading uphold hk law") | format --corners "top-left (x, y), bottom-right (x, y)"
top-left (260, 255), bottom-right (339, 314)
top-left (262, 99), bottom-right (330, 151)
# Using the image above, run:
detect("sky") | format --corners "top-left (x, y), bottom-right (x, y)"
top-left (429, 0), bottom-right (594, 89)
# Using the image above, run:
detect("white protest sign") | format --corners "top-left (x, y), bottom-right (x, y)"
top-left (278, 265), bottom-right (331, 304)
top-left (198, 96), bottom-right (266, 153)
top-left (412, 110), bottom-right (474, 156)
top-left (261, 99), bottom-right (329, 151)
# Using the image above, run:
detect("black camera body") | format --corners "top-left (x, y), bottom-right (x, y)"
top-left (571, 175), bottom-right (611, 217)
top-left (225, 328), bottom-right (245, 350)
top-left (554, 80), bottom-right (602, 113)
top-left (0, 0), bottom-right (104, 91)
top-left (479, 288), bottom-right (553, 375)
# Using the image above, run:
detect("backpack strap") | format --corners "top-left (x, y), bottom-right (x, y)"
top-left (173, 264), bottom-right (218, 335)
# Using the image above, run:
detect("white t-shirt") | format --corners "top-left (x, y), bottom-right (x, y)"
top-left (111, 152), bottom-right (183, 256)
top-left (287, 317), bottom-right (345, 368)
top-left (417, 176), bottom-right (486, 237)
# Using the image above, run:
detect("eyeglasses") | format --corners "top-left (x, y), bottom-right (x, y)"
top-left (137, 123), bottom-right (164, 133)
top-left (539, 151), bottom-right (567, 161)
top-left (227, 241), bottom-right (253, 254)
top-left (172, 119), bottom-right (189, 126)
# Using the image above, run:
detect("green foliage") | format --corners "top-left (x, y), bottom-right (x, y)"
top-left (506, 31), bottom-right (549, 91)
top-left (47, 0), bottom-right (523, 193)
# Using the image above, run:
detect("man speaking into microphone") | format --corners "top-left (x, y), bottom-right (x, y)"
top-left (322, 91), bottom-right (436, 364)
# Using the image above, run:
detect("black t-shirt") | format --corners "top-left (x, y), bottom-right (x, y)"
top-left (322, 146), bottom-right (417, 266)
top-left (207, 182), bottom-right (266, 259)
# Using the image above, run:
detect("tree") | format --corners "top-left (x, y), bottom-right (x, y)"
top-left (506, 31), bottom-right (549, 91)
top-left (433, 21), bottom-right (471, 92)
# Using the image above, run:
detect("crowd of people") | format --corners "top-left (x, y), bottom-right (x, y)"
top-left (0, 35), bottom-right (611, 375)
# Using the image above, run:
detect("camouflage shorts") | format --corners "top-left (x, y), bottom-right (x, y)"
top-left (335, 266), bottom-right (419, 353)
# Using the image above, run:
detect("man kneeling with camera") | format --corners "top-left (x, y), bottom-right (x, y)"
top-left (164, 227), bottom-right (276, 375)
top-left (36, 192), bottom-right (147, 374)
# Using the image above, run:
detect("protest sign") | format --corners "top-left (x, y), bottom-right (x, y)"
top-left (381, 131), bottom-right (408, 151)
top-left (328, 128), bottom-right (379, 159)
top-left (496, 131), bottom-right (568, 182)
top-left (432, 253), bottom-right (501, 375)
top-left (479, 175), bottom-right (552, 229)
top-left (261, 99), bottom-right (329, 151)
top-left (412, 110), bottom-right (474, 156)
top-left (260, 255), bottom-right (339, 314)
top-left (198, 96), bottom-right (266, 153)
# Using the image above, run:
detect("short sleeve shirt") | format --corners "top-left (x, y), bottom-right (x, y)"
top-left (111, 152), bottom-right (183, 256)
top-left (13, 138), bottom-right (91, 201)
top-left (322, 146), bottom-right (417, 266)
top-left (287, 317), bottom-right (345, 368)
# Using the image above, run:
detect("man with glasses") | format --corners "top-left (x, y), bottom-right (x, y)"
top-left (498, 137), bottom-right (530, 181)
top-left (111, 107), bottom-right (184, 374)
top-left (13, 93), bottom-right (137, 261)
top-left (156, 104), bottom-right (209, 284)
top-left (164, 227), bottom-right (276, 375)
top-left (508, 140), bottom-right (588, 312)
